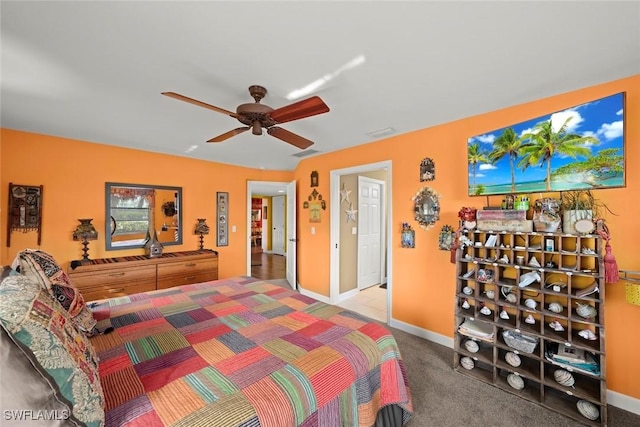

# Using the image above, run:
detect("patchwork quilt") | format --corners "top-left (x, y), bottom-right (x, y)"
top-left (90, 277), bottom-right (413, 427)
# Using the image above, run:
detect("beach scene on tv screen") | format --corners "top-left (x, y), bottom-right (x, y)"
top-left (467, 92), bottom-right (624, 196)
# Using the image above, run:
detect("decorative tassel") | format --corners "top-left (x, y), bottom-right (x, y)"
top-left (596, 221), bottom-right (619, 284)
top-left (450, 244), bottom-right (457, 264)
top-left (603, 241), bottom-right (619, 284)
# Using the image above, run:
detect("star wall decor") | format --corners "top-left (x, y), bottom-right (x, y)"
top-left (340, 183), bottom-right (351, 204)
top-left (345, 203), bottom-right (358, 223)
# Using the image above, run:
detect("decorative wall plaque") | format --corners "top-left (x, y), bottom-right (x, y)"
top-left (7, 183), bottom-right (43, 247)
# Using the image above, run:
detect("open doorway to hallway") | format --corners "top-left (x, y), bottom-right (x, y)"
top-left (330, 161), bottom-right (391, 324)
top-left (247, 181), bottom-right (289, 282)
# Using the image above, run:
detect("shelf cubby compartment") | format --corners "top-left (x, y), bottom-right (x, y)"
top-left (543, 364), bottom-right (603, 403)
top-left (543, 385), bottom-right (605, 426)
top-left (496, 368), bottom-right (542, 402)
top-left (497, 347), bottom-right (541, 379)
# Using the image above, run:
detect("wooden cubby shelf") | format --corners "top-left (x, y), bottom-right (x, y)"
top-left (454, 228), bottom-right (607, 426)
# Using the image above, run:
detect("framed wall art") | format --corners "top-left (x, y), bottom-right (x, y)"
top-left (216, 192), bottom-right (228, 246)
top-left (7, 183), bottom-right (43, 247)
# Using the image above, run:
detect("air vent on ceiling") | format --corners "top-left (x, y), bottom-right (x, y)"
top-left (292, 149), bottom-right (320, 158)
top-left (366, 127), bottom-right (396, 138)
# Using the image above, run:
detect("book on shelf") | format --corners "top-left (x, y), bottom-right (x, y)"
top-left (555, 345), bottom-right (586, 363)
top-left (574, 281), bottom-right (599, 298)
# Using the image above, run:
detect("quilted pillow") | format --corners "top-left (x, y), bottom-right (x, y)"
top-left (15, 249), bottom-right (97, 334)
top-left (0, 274), bottom-right (105, 427)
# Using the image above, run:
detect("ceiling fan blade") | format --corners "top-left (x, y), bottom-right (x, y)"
top-left (267, 127), bottom-right (314, 149)
top-left (162, 92), bottom-right (237, 117)
top-left (207, 127), bottom-right (250, 143)
top-left (269, 96), bottom-right (329, 124)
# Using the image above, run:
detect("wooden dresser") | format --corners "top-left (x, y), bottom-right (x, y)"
top-left (68, 250), bottom-right (218, 301)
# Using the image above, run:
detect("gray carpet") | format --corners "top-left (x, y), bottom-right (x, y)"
top-left (260, 278), bottom-right (639, 426)
top-left (387, 324), bottom-right (639, 427)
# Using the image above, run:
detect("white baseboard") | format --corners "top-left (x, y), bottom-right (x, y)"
top-left (389, 318), bottom-right (453, 348)
top-left (607, 389), bottom-right (640, 416)
top-left (299, 287), bottom-right (331, 304)
top-left (388, 318), bottom-right (640, 416)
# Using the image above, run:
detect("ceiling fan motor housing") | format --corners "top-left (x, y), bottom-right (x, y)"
top-left (236, 103), bottom-right (276, 134)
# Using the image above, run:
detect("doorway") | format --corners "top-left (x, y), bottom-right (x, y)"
top-left (247, 181), bottom-right (296, 287)
top-left (330, 161), bottom-right (392, 323)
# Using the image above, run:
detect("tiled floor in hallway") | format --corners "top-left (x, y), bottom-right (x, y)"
top-left (337, 284), bottom-right (387, 323)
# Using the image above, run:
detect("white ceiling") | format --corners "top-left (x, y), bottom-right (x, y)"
top-left (2, 1), bottom-right (639, 172)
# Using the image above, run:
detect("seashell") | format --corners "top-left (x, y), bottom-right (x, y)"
top-left (501, 286), bottom-right (513, 298)
top-left (485, 290), bottom-right (495, 299)
top-left (554, 369), bottom-right (575, 387)
top-left (524, 298), bottom-right (537, 309)
top-left (549, 321), bottom-right (565, 332)
top-left (499, 310), bottom-right (510, 320)
top-left (525, 314), bottom-right (535, 324)
top-left (506, 293), bottom-right (517, 304)
top-left (463, 286), bottom-right (474, 295)
top-left (464, 340), bottom-right (479, 353)
top-left (507, 373), bottom-right (525, 390)
top-left (462, 299), bottom-right (471, 309)
top-left (576, 303), bottom-right (597, 319)
top-left (579, 329), bottom-right (597, 341)
top-left (480, 306), bottom-right (492, 316)
top-left (505, 352), bottom-right (521, 367)
top-left (460, 356), bottom-right (474, 370)
top-left (548, 302), bottom-right (563, 313)
top-left (577, 400), bottom-right (600, 421)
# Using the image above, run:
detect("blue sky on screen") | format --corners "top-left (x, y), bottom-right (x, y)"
top-left (468, 92), bottom-right (624, 186)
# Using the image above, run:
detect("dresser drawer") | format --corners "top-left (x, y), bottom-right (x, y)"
top-left (156, 259), bottom-right (218, 289)
top-left (69, 265), bottom-right (157, 301)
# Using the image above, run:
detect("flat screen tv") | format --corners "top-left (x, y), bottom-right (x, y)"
top-left (467, 92), bottom-right (625, 196)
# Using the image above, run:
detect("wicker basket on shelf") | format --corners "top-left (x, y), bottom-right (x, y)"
top-left (502, 330), bottom-right (539, 354)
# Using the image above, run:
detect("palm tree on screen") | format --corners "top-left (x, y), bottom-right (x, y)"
top-left (518, 117), bottom-right (598, 191)
top-left (468, 142), bottom-right (489, 194)
top-left (488, 127), bottom-right (523, 193)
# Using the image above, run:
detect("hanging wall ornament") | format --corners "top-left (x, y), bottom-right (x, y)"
top-left (412, 186), bottom-right (441, 230)
top-left (340, 183), bottom-right (351, 204)
top-left (345, 202), bottom-right (358, 223)
top-left (420, 157), bottom-right (435, 181)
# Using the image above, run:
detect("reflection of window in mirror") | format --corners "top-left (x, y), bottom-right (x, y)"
top-left (106, 183), bottom-right (182, 250)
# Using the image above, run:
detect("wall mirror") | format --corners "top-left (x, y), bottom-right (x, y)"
top-left (105, 182), bottom-right (183, 250)
top-left (413, 186), bottom-right (440, 230)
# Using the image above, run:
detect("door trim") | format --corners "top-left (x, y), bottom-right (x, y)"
top-left (247, 181), bottom-right (291, 278)
top-left (329, 160), bottom-right (392, 323)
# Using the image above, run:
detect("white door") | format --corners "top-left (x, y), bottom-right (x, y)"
top-left (286, 180), bottom-right (297, 288)
top-left (357, 176), bottom-right (384, 289)
top-left (272, 196), bottom-right (286, 256)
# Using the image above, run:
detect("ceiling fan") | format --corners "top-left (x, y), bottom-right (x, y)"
top-left (162, 85), bottom-right (330, 149)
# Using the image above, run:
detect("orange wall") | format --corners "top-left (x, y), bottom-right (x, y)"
top-left (1, 74), bottom-right (639, 400)
top-left (293, 74), bottom-right (640, 399)
top-left (0, 132), bottom-right (292, 277)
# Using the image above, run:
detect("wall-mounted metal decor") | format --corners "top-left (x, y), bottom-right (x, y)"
top-left (420, 157), bottom-right (435, 182)
top-left (216, 192), bottom-right (229, 246)
top-left (310, 170), bottom-right (319, 187)
top-left (438, 225), bottom-right (456, 250)
top-left (7, 183), bottom-right (43, 247)
top-left (413, 186), bottom-right (440, 230)
top-left (401, 222), bottom-right (415, 248)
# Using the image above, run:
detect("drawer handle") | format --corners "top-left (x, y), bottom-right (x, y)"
top-left (184, 263), bottom-right (197, 267)
top-left (185, 276), bottom-right (196, 281)
top-left (108, 272), bottom-right (125, 277)
top-left (108, 288), bottom-right (125, 293)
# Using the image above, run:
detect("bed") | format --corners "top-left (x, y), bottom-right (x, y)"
top-left (88, 276), bottom-right (414, 426)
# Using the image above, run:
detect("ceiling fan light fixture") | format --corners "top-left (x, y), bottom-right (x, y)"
top-left (251, 121), bottom-right (262, 135)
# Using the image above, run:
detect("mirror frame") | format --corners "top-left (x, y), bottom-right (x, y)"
top-left (413, 186), bottom-right (441, 230)
top-left (105, 182), bottom-right (183, 251)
